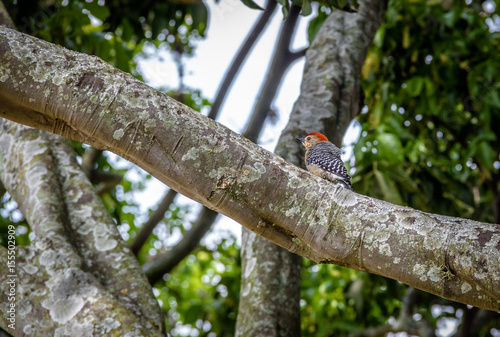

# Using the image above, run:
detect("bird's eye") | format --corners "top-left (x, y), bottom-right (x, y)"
top-left (306, 137), bottom-right (311, 140)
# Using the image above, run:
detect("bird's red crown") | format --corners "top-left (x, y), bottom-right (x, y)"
top-left (307, 132), bottom-right (329, 142)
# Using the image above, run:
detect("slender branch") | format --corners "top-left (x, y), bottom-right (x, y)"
top-left (453, 306), bottom-right (479, 337)
top-left (143, 206), bottom-right (218, 284)
top-left (242, 4), bottom-right (302, 142)
top-left (130, 189), bottom-right (178, 255)
top-left (470, 309), bottom-right (499, 334)
top-left (81, 147), bottom-right (103, 177)
top-left (0, 1), bottom-right (14, 29)
top-left (288, 47), bottom-right (307, 63)
top-left (0, 180), bottom-right (5, 199)
top-left (208, 0), bottom-right (277, 120)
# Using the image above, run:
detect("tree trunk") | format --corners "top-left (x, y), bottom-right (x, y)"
top-left (0, 121), bottom-right (165, 336)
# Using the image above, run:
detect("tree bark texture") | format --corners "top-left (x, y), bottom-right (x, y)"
top-left (275, 0), bottom-right (388, 149)
top-left (0, 26), bottom-right (499, 311)
top-left (0, 121), bottom-right (164, 336)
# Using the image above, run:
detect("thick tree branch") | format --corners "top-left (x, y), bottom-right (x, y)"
top-left (0, 6), bottom-right (164, 334)
top-left (0, 121), bottom-right (164, 335)
top-left (0, 27), bottom-right (499, 311)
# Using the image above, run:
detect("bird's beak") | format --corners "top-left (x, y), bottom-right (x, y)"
top-left (295, 137), bottom-right (305, 143)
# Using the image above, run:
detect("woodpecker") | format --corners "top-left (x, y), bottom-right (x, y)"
top-left (296, 132), bottom-right (353, 191)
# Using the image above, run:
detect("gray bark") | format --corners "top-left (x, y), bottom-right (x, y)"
top-left (0, 26), bottom-right (499, 311)
top-left (0, 121), bottom-right (164, 336)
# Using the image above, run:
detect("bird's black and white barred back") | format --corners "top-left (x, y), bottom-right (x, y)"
top-left (306, 141), bottom-right (351, 186)
top-left (296, 132), bottom-right (353, 191)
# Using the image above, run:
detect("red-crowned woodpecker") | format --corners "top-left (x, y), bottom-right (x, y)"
top-left (296, 132), bottom-right (353, 191)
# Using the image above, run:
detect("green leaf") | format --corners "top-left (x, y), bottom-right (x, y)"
top-left (477, 142), bottom-right (495, 170)
top-left (307, 7), bottom-right (328, 43)
top-left (301, 0), bottom-right (312, 16)
top-left (337, 0), bottom-right (348, 9)
top-left (368, 102), bottom-right (383, 127)
top-left (189, 3), bottom-right (208, 36)
top-left (121, 18), bottom-right (134, 42)
top-left (406, 76), bottom-right (424, 97)
top-left (114, 39), bottom-right (131, 72)
top-left (240, 0), bottom-right (264, 10)
top-left (376, 133), bottom-right (404, 163)
top-left (184, 302), bottom-right (202, 324)
top-left (83, 1), bottom-right (110, 21)
top-left (487, 91), bottom-right (500, 108)
top-left (373, 166), bottom-right (404, 206)
top-left (424, 77), bottom-right (435, 96)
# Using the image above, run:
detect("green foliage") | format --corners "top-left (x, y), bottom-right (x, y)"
top-left (241, 0), bottom-right (265, 11)
top-left (3, 0), bottom-right (500, 335)
top-left (153, 233), bottom-right (241, 337)
top-left (357, 0), bottom-right (500, 222)
top-left (307, 5), bottom-right (330, 43)
top-left (5, 0), bottom-right (208, 74)
top-left (301, 260), bottom-right (406, 336)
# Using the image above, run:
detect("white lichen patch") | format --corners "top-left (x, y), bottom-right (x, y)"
top-left (335, 190), bottom-right (359, 207)
top-left (292, 237), bottom-right (303, 247)
top-left (413, 264), bottom-right (427, 281)
top-left (113, 129), bottom-right (125, 140)
top-left (305, 192), bottom-right (315, 200)
top-left (23, 264), bottom-right (38, 274)
top-left (241, 281), bottom-right (252, 297)
top-left (427, 265), bottom-right (442, 282)
top-left (54, 320), bottom-right (93, 337)
top-left (102, 317), bottom-right (122, 332)
top-left (287, 176), bottom-right (309, 189)
top-left (73, 204), bottom-right (94, 221)
top-left (39, 249), bottom-right (58, 267)
top-left (208, 167), bottom-right (229, 180)
top-left (285, 206), bottom-right (301, 217)
top-left (182, 147), bottom-right (200, 161)
top-left (39, 267), bottom-right (99, 326)
top-left (244, 257), bottom-right (257, 279)
top-left (52, 73), bottom-right (64, 86)
top-left (144, 116), bottom-right (156, 131)
top-left (0, 66), bottom-right (10, 82)
top-left (49, 296), bottom-right (85, 324)
top-left (379, 243), bottom-right (392, 256)
top-left (95, 236), bottom-right (118, 252)
top-left (239, 163), bottom-right (266, 183)
top-left (461, 282), bottom-right (472, 293)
